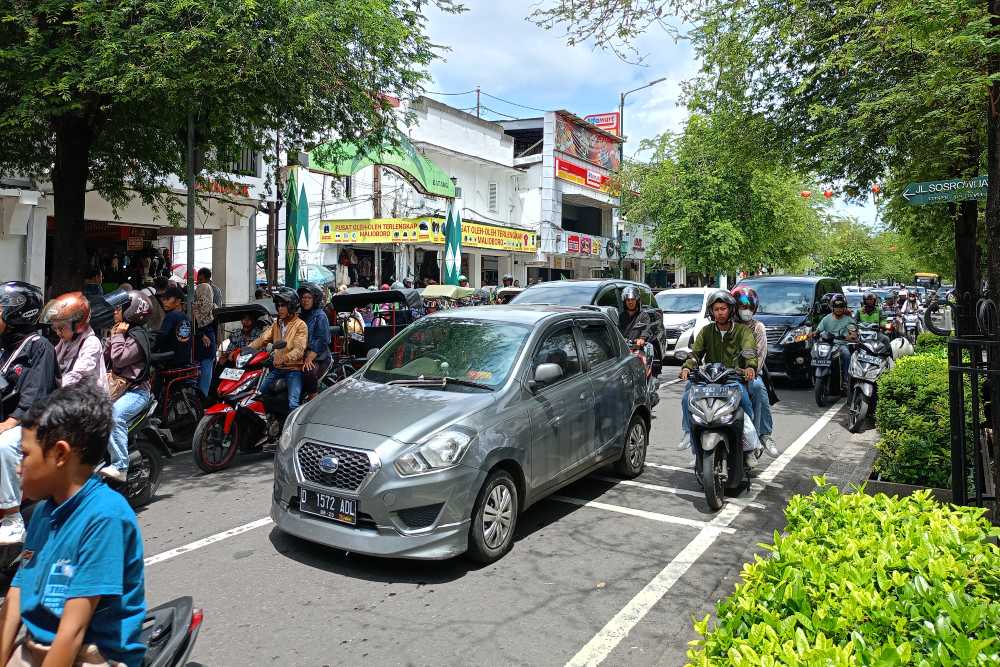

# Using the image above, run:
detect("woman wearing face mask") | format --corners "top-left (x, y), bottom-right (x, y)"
top-left (730, 286), bottom-right (779, 457)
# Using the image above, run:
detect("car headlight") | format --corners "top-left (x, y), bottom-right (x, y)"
top-left (395, 430), bottom-right (473, 476)
top-left (781, 326), bottom-right (811, 345)
top-left (677, 319), bottom-right (697, 332)
top-left (278, 407), bottom-right (304, 453)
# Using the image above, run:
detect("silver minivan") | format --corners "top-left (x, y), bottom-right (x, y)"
top-left (271, 305), bottom-right (651, 563)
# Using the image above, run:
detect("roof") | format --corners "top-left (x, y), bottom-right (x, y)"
top-left (425, 304), bottom-right (603, 326)
top-left (737, 275), bottom-right (834, 284)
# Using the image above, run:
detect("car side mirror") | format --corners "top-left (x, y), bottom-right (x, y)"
top-left (528, 362), bottom-right (563, 391)
top-left (366, 348), bottom-right (380, 360)
top-left (273, 340), bottom-right (287, 350)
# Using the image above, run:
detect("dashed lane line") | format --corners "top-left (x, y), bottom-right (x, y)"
top-left (565, 399), bottom-right (844, 667)
top-left (590, 475), bottom-right (766, 510)
top-left (144, 517), bottom-right (274, 567)
top-left (549, 496), bottom-right (736, 534)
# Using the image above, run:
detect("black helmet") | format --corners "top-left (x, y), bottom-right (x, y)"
top-left (830, 294), bottom-right (848, 309)
top-left (121, 290), bottom-right (153, 325)
top-left (622, 286), bottom-right (641, 302)
top-left (0, 281), bottom-right (43, 330)
top-left (706, 289), bottom-right (737, 321)
top-left (296, 281), bottom-right (325, 309)
top-left (272, 286), bottom-right (300, 313)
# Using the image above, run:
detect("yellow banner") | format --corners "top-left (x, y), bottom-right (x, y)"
top-left (320, 217), bottom-right (537, 252)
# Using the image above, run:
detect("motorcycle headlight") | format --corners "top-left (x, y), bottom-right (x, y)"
top-left (781, 326), bottom-right (811, 345)
top-left (395, 429), bottom-right (474, 476)
top-left (278, 407), bottom-right (304, 453)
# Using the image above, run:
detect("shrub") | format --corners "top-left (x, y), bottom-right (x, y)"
top-left (915, 332), bottom-right (948, 358)
top-left (874, 353), bottom-right (951, 487)
top-left (687, 481), bottom-right (1000, 666)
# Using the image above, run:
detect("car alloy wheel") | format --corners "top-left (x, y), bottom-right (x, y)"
top-left (626, 422), bottom-right (645, 469)
top-left (482, 484), bottom-right (514, 550)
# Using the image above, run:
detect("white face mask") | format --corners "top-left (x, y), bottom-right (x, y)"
top-left (738, 308), bottom-right (754, 322)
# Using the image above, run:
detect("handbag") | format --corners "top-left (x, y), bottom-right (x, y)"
top-left (106, 372), bottom-right (129, 401)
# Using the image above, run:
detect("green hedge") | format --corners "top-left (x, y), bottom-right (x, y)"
top-left (687, 481), bottom-right (1000, 666)
top-left (915, 332), bottom-right (948, 358)
top-left (874, 353), bottom-right (951, 488)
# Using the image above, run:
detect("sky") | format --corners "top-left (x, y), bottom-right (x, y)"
top-left (423, 0), bottom-right (877, 225)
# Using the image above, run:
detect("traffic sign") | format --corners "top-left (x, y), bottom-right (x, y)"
top-left (902, 176), bottom-right (987, 206)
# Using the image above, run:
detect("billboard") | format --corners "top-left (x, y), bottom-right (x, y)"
top-left (584, 112), bottom-right (621, 136)
top-left (319, 217), bottom-right (537, 252)
top-left (555, 113), bottom-right (621, 172)
top-left (555, 157), bottom-right (612, 193)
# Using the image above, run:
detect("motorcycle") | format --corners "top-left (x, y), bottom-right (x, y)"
top-left (684, 361), bottom-right (750, 510)
top-left (901, 311), bottom-right (922, 345)
top-left (846, 324), bottom-right (894, 433)
top-left (150, 350), bottom-right (204, 449)
top-left (629, 339), bottom-right (660, 408)
top-left (812, 331), bottom-right (846, 407)
top-left (141, 597), bottom-right (204, 667)
top-left (105, 399), bottom-right (173, 508)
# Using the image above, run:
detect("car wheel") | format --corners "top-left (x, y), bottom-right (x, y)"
top-left (614, 414), bottom-right (647, 478)
top-left (466, 469), bottom-right (519, 564)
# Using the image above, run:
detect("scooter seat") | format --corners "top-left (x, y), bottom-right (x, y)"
top-left (127, 400), bottom-right (158, 431)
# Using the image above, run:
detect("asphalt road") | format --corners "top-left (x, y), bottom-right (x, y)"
top-left (138, 375), bottom-right (861, 667)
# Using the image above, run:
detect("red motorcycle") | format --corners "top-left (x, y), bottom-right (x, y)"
top-left (191, 342), bottom-right (284, 473)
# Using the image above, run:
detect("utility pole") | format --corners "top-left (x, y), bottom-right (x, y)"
top-left (476, 86), bottom-right (481, 119)
top-left (373, 167), bottom-right (383, 218)
top-left (185, 112), bottom-right (196, 323)
top-left (267, 131), bottom-right (282, 286)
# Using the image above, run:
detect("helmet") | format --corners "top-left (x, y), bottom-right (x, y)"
top-left (390, 281), bottom-right (404, 290)
top-left (730, 285), bottom-right (759, 313)
top-left (122, 291), bottom-right (153, 325)
top-left (458, 275), bottom-right (468, 284)
top-left (502, 273), bottom-right (514, 284)
top-left (380, 283), bottom-right (390, 291)
top-left (863, 291), bottom-right (877, 303)
top-left (271, 286), bottom-right (300, 313)
top-left (40, 292), bottom-right (91, 335)
top-left (296, 281), bottom-right (325, 309)
top-left (622, 286), bottom-right (641, 302)
top-left (908, 290), bottom-right (918, 300)
top-left (0, 281), bottom-right (43, 330)
top-left (830, 294), bottom-right (848, 309)
top-left (706, 289), bottom-right (737, 321)
top-left (897, 289), bottom-right (908, 300)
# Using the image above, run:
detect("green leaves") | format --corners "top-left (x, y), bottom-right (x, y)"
top-left (687, 485), bottom-right (1000, 666)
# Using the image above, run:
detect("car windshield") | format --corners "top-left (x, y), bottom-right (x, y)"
top-left (741, 282), bottom-right (813, 315)
top-left (510, 284), bottom-right (598, 306)
top-left (845, 292), bottom-right (863, 309)
top-left (655, 293), bottom-right (703, 313)
top-left (364, 317), bottom-right (530, 390)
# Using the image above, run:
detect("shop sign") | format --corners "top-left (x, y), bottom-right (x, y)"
top-left (630, 236), bottom-right (646, 259)
top-left (567, 234), bottom-right (580, 253)
top-left (584, 112), bottom-right (621, 136)
top-left (564, 231), bottom-right (609, 257)
top-left (319, 217), bottom-right (537, 252)
top-left (555, 157), bottom-right (612, 193)
top-left (126, 237), bottom-right (145, 251)
top-left (195, 179), bottom-right (251, 198)
top-left (555, 112), bottom-right (621, 171)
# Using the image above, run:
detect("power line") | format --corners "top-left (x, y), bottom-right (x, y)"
top-left (423, 89), bottom-right (476, 96)
top-left (481, 91), bottom-right (548, 113)
top-left (478, 106), bottom-right (520, 120)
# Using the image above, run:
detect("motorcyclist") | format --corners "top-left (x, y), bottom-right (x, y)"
top-left (618, 286), bottom-right (652, 348)
top-left (103, 290), bottom-right (154, 482)
top-left (857, 291), bottom-right (883, 325)
top-left (297, 282), bottom-right (332, 397)
top-left (0, 282), bottom-right (56, 544)
top-left (815, 294), bottom-right (856, 389)
top-left (731, 286), bottom-right (779, 457)
top-left (903, 290), bottom-right (921, 313)
top-left (41, 292), bottom-right (109, 393)
top-left (895, 289), bottom-right (910, 312)
top-left (222, 314), bottom-right (264, 363)
top-left (250, 287), bottom-right (308, 412)
top-left (502, 273), bottom-right (514, 288)
top-left (677, 290), bottom-right (757, 459)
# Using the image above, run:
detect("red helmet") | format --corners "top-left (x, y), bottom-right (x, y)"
top-left (40, 292), bottom-right (91, 335)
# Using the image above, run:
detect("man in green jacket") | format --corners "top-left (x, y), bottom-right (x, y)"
top-left (678, 290), bottom-right (757, 453)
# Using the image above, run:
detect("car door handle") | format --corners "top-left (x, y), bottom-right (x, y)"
top-left (579, 393), bottom-right (588, 401)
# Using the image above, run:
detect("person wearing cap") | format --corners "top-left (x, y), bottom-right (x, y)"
top-left (152, 285), bottom-right (193, 370)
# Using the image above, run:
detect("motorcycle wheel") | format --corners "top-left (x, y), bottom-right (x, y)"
top-left (848, 388), bottom-right (868, 433)
top-left (700, 448), bottom-right (725, 511)
top-left (192, 414), bottom-right (240, 474)
top-left (814, 375), bottom-right (829, 408)
top-left (165, 388), bottom-right (204, 445)
top-left (128, 441), bottom-right (163, 508)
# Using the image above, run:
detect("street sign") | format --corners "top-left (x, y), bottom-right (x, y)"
top-left (902, 176), bottom-right (987, 206)
top-left (584, 112), bottom-right (621, 136)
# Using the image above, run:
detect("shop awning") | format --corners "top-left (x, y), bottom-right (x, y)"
top-left (309, 136), bottom-right (456, 199)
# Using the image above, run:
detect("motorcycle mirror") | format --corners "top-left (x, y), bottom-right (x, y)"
top-left (674, 349), bottom-right (689, 362)
top-left (266, 343), bottom-right (273, 353)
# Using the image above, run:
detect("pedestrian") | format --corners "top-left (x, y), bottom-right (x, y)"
top-left (82, 267), bottom-right (104, 297)
top-left (193, 268), bottom-right (217, 397)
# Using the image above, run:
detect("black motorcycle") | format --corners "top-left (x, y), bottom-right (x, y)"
top-left (685, 362), bottom-right (750, 510)
top-left (846, 324), bottom-right (894, 433)
top-left (106, 399), bottom-right (173, 508)
top-left (812, 331), bottom-right (847, 407)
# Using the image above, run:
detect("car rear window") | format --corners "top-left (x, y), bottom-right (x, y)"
top-left (511, 284), bottom-right (600, 306)
top-left (740, 282), bottom-right (813, 316)
top-left (656, 292), bottom-right (703, 313)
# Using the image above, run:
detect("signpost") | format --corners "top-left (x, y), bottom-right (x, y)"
top-left (902, 176), bottom-right (988, 206)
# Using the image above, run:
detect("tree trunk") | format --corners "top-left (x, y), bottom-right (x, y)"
top-left (954, 200), bottom-right (981, 336)
top-left (50, 115), bottom-right (94, 295)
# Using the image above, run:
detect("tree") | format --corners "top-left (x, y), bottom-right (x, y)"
top-left (626, 112), bottom-right (823, 276)
top-left (0, 0), bottom-right (460, 292)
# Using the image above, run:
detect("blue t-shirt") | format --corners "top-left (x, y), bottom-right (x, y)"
top-left (155, 310), bottom-right (193, 367)
top-left (13, 476), bottom-right (146, 667)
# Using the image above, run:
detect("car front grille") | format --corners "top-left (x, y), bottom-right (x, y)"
top-left (296, 442), bottom-right (372, 492)
top-left (765, 327), bottom-right (786, 345)
top-left (396, 504), bottom-right (444, 530)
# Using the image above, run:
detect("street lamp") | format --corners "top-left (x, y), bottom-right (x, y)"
top-left (617, 77), bottom-right (666, 278)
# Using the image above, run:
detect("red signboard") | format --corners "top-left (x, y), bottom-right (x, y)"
top-left (567, 234), bottom-right (580, 253)
top-left (584, 112), bottom-right (621, 136)
top-left (555, 157), bottom-right (612, 193)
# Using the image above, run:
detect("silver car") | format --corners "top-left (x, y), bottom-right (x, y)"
top-left (271, 305), bottom-right (651, 563)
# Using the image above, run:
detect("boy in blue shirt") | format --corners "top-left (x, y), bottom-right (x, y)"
top-left (0, 384), bottom-right (146, 667)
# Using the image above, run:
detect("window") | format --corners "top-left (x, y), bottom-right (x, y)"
top-left (579, 322), bottom-right (616, 367)
top-left (596, 287), bottom-right (618, 307)
top-left (533, 327), bottom-right (582, 381)
top-left (481, 255), bottom-right (499, 286)
top-left (488, 182), bottom-right (499, 213)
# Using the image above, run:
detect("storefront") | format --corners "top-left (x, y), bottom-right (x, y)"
top-left (320, 216), bottom-right (537, 288)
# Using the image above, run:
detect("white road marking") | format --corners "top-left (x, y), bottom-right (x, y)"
top-left (566, 399), bottom-right (844, 667)
top-left (591, 475), bottom-right (766, 510)
top-left (645, 461), bottom-right (785, 488)
top-left (144, 517), bottom-right (274, 567)
top-left (549, 496), bottom-right (736, 533)
top-left (661, 378), bottom-right (683, 387)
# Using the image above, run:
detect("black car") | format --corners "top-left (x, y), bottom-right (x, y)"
top-left (512, 279), bottom-right (666, 369)
top-left (735, 275), bottom-right (844, 386)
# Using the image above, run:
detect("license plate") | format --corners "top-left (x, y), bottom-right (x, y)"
top-left (813, 358), bottom-right (831, 367)
top-left (219, 368), bottom-right (244, 381)
top-left (299, 487), bottom-right (357, 525)
top-left (858, 352), bottom-right (881, 364)
top-left (695, 384), bottom-right (731, 398)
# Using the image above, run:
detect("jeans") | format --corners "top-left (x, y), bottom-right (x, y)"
top-left (258, 368), bottom-right (303, 411)
top-left (681, 381), bottom-right (754, 435)
top-left (837, 344), bottom-right (852, 387)
top-left (110, 389), bottom-right (151, 472)
top-left (0, 426), bottom-right (21, 510)
top-left (747, 376), bottom-right (773, 438)
top-left (198, 357), bottom-right (214, 397)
